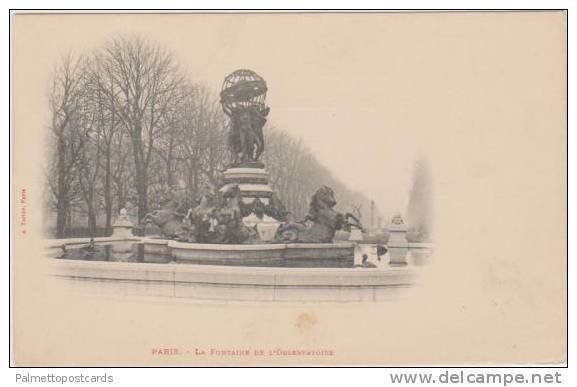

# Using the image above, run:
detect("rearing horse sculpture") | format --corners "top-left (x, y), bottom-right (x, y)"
top-left (275, 185), bottom-right (364, 243)
top-left (141, 198), bottom-right (191, 240)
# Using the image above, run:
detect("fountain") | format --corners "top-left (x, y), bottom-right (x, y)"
top-left (138, 69), bottom-right (365, 266)
top-left (46, 69), bottom-right (432, 302)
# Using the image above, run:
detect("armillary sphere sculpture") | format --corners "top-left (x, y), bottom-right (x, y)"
top-left (220, 69), bottom-right (270, 166)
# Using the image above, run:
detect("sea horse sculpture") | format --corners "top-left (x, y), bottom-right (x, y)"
top-left (141, 197), bottom-right (191, 240)
top-left (275, 185), bottom-right (364, 243)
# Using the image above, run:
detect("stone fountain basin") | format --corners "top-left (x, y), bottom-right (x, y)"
top-left (143, 239), bottom-right (355, 265)
top-left (45, 237), bottom-right (429, 302)
top-left (48, 259), bottom-right (418, 302)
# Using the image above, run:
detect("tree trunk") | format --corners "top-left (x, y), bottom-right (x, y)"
top-left (166, 134), bottom-right (174, 188)
top-left (55, 138), bottom-right (68, 238)
top-left (66, 206), bottom-right (73, 235)
top-left (192, 167), bottom-right (198, 199)
top-left (131, 127), bottom-right (149, 222)
top-left (104, 148), bottom-right (112, 234)
top-left (116, 184), bottom-right (125, 216)
top-left (186, 166), bottom-right (194, 203)
top-left (87, 199), bottom-right (97, 237)
top-left (55, 201), bottom-right (68, 238)
top-left (136, 167), bottom-right (148, 221)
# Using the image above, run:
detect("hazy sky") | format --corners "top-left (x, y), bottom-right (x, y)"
top-left (17, 12), bottom-right (562, 219)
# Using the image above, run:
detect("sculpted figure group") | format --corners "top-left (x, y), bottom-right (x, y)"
top-left (142, 184), bottom-right (257, 244)
top-left (141, 184), bottom-right (363, 244)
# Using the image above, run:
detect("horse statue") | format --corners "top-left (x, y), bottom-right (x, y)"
top-left (141, 197), bottom-right (191, 241)
top-left (275, 185), bottom-right (364, 243)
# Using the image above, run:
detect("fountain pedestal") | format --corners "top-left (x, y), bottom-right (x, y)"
top-left (220, 165), bottom-right (281, 241)
top-left (111, 209), bottom-right (134, 238)
top-left (221, 166), bottom-right (273, 202)
top-left (388, 213), bottom-right (408, 266)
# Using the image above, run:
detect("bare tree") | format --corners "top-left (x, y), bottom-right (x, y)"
top-left (86, 56), bottom-right (123, 234)
top-left (47, 53), bottom-right (87, 238)
top-left (75, 104), bottom-right (102, 235)
top-left (153, 83), bottom-right (195, 191)
top-left (110, 127), bottom-right (133, 215)
top-left (172, 85), bottom-right (227, 202)
top-left (97, 36), bottom-right (185, 221)
top-left (199, 94), bottom-right (228, 187)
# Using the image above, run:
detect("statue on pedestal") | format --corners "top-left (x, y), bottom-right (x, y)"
top-left (218, 69), bottom-right (287, 237)
top-left (220, 69), bottom-right (270, 167)
top-left (111, 208), bottom-right (135, 238)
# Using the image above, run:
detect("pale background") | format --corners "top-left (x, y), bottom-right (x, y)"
top-left (12, 11), bottom-right (566, 365)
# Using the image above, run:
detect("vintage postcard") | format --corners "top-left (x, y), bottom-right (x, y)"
top-left (11, 11), bottom-right (567, 366)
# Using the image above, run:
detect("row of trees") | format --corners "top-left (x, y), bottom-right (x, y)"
top-left (45, 36), bottom-right (379, 238)
top-left (263, 128), bottom-right (376, 222)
